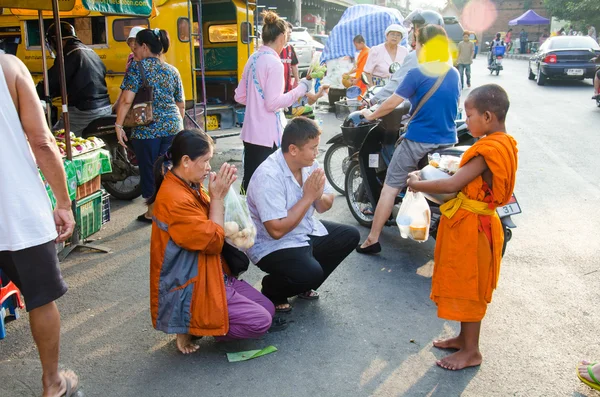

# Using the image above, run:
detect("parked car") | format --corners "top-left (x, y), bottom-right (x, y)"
top-left (528, 36), bottom-right (600, 86)
top-left (312, 34), bottom-right (329, 47)
top-left (469, 32), bottom-right (479, 58)
top-left (290, 27), bottom-right (324, 76)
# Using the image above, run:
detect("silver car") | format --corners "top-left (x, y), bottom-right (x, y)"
top-left (290, 27), bottom-right (324, 76)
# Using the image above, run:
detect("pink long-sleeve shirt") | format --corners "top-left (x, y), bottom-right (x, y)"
top-left (235, 46), bottom-right (308, 148)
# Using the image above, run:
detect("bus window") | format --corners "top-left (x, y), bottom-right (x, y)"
top-left (178, 18), bottom-right (190, 42)
top-left (208, 24), bottom-right (237, 43)
top-left (112, 18), bottom-right (150, 42)
top-left (26, 17), bottom-right (107, 48)
top-left (0, 27), bottom-right (21, 55)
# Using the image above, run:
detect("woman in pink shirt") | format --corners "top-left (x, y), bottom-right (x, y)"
top-left (363, 24), bottom-right (409, 87)
top-left (234, 11), bottom-right (311, 192)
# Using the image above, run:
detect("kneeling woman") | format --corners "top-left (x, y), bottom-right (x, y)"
top-left (149, 129), bottom-right (275, 353)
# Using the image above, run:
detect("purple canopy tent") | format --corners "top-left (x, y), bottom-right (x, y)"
top-left (509, 10), bottom-right (550, 26)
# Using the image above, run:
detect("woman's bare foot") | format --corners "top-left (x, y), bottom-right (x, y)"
top-left (578, 360), bottom-right (600, 384)
top-left (176, 334), bottom-right (200, 354)
top-left (275, 303), bottom-right (292, 312)
top-left (436, 349), bottom-right (482, 370)
top-left (43, 369), bottom-right (79, 397)
top-left (360, 237), bottom-right (377, 249)
top-left (433, 336), bottom-right (463, 350)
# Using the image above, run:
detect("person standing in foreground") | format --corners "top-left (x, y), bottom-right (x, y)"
top-left (246, 118), bottom-right (360, 312)
top-left (234, 11), bottom-right (311, 193)
top-left (407, 84), bottom-right (518, 370)
top-left (0, 54), bottom-right (78, 395)
top-left (456, 32), bottom-right (474, 89)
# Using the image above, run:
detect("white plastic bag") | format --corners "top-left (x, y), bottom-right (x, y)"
top-left (396, 191), bottom-right (431, 242)
top-left (223, 186), bottom-right (257, 250)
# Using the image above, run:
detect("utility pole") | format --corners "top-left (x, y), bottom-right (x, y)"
top-left (295, 0), bottom-right (301, 26)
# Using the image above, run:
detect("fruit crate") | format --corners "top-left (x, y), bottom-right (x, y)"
top-left (101, 190), bottom-right (110, 225)
top-left (76, 175), bottom-right (101, 200)
top-left (75, 190), bottom-right (103, 239)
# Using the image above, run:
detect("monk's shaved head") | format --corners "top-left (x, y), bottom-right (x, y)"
top-left (466, 84), bottom-right (510, 122)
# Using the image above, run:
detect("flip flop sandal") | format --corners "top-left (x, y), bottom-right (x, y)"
top-left (60, 370), bottom-right (80, 397)
top-left (297, 290), bottom-right (320, 300)
top-left (268, 316), bottom-right (289, 333)
top-left (577, 362), bottom-right (600, 391)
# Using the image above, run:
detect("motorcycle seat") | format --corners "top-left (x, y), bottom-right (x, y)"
top-left (81, 115), bottom-right (118, 137)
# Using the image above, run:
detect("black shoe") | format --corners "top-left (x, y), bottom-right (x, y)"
top-left (268, 316), bottom-right (289, 333)
top-left (355, 242), bottom-right (381, 255)
top-left (137, 214), bottom-right (152, 224)
top-left (592, 94), bottom-right (600, 100)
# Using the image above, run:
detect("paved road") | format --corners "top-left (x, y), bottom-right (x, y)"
top-left (2, 57), bottom-right (600, 397)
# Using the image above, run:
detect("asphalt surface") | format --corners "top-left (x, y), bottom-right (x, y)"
top-left (1, 57), bottom-right (600, 397)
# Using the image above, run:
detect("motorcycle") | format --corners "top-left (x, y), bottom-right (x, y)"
top-left (80, 116), bottom-right (142, 200)
top-left (487, 42), bottom-right (505, 76)
top-left (343, 109), bottom-right (519, 255)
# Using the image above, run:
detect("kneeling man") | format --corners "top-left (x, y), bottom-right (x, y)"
top-left (246, 117), bottom-right (360, 312)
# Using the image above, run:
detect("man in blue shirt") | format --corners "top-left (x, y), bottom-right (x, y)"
top-left (247, 117), bottom-right (360, 312)
top-left (357, 25), bottom-right (460, 255)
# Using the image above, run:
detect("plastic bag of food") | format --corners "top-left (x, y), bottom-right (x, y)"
top-left (223, 186), bottom-right (257, 250)
top-left (396, 191), bottom-right (431, 242)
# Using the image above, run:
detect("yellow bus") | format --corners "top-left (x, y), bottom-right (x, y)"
top-left (0, 0), bottom-right (255, 132)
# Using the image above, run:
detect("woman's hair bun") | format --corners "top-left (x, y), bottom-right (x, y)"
top-left (262, 10), bottom-right (279, 25)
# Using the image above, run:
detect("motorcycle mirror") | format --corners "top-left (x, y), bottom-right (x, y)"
top-left (361, 72), bottom-right (369, 85)
top-left (346, 85), bottom-right (361, 99)
top-left (389, 62), bottom-right (401, 74)
top-left (485, 41), bottom-right (490, 46)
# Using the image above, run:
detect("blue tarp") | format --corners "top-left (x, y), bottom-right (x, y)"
top-left (321, 5), bottom-right (405, 63)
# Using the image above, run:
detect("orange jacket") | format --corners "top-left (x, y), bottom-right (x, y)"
top-left (150, 172), bottom-right (230, 336)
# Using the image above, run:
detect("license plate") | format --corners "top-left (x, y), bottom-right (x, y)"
top-left (369, 154), bottom-right (379, 168)
top-left (206, 115), bottom-right (219, 131)
top-left (566, 68), bottom-right (584, 76)
top-left (497, 195), bottom-right (521, 217)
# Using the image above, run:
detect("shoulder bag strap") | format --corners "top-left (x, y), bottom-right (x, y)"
top-left (138, 60), bottom-right (149, 88)
top-left (403, 70), bottom-right (447, 128)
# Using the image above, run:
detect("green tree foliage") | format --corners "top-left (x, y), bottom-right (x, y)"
top-left (543, 0), bottom-right (600, 27)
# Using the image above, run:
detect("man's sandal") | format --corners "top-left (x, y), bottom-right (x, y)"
top-left (297, 290), bottom-right (320, 300)
top-left (577, 362), bottom-right (600, 391)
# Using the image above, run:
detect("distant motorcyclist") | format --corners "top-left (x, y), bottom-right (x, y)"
top-left (36, 22), bottom-right (111, 135)
top-left (369, 9), bottom-right (445, 105)
top-left (488, 33), bottom-right (505, 67)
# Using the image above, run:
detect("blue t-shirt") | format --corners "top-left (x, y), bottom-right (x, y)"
top-left (394, 64), bottom-right (460, 144)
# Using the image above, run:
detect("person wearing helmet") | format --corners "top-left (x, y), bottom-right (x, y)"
top-left (36, 22), bottom-right (111, 135)
top-left (488, 32), bottom-right (505, 67)
top-left (114, 26), bottom-right (146, 111)
top-left (363, 24), bottom-right (409, 87)
top-left (356, 24), bottom-right (460, 255)
top-left (369, 9), bottom-right (445, 105)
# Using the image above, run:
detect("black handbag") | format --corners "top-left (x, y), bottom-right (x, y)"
top-left (222, 241), bottom-right (250, 277)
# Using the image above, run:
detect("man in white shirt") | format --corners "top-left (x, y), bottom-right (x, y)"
top-left (0, 54), bottom-right (78, 396)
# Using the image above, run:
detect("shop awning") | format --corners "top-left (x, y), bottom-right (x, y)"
top-left (2, 0), bottom-right (153, 16)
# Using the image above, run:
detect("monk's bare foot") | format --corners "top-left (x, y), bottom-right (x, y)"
top-left (433, 336), bottom-right (463, 350)
top-left (176, 334), bottom-right (200, 354)
top-left (436, 349), bottom-right (482, 370)
top-left (578, 360), bottom-right (600, 383)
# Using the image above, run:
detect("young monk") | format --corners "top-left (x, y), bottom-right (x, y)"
top-left (407, 84), bottom-right (518, 370)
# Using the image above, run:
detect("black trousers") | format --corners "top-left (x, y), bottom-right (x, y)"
top-left (255, 221), bottom-right (360, 304)
top-left (242, 141), bottom-right (278, 193)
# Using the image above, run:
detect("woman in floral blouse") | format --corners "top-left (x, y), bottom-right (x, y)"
top-left (115, 28), bottom-right (185, 223)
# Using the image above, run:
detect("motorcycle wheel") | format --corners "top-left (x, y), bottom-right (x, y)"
top-left (345, 161), bottom-right (374, 228)
top-left (324, 142), bottom-right (348, 195)
top-left (596, 97), bottom-right (600, 108)
top-left (102, 139), bottom-right (142, 201)
top-left (495, 69), bottom-right (500, 76)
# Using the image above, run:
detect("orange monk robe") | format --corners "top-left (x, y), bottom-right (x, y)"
top-left (355, 46), bottom-right (370, 94)
top-left (431, 133), bottom-right (518, 322)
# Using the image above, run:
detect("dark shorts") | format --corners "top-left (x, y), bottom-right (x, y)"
top-left (0, 241), bottom-right (68, 312)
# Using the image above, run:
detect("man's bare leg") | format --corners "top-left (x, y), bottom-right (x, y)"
top-left (594, 76), bottom-right (600, 95)
top-left (30, 301), bottom-right (78, 396)
top-left (359, 184), bottom-right (400, 248)
top-left (176, 334), bottom-right (200, 354)
top-left (436, 322), bottom-right (483, 371)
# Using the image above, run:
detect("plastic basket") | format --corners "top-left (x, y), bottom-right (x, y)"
top-left (76, 190), bottom-right (103, 239)
top-left (101, 190), bottom-right (111, 225)
top-left (235, 108), bottom-right (245, 126)
top-left (76, 175), bottom-right (101, 200)
top-left (334, 100), bottom-right (363, 121)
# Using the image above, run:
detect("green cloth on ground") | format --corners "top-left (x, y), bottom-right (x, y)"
top-left (226, 346), bottom-right (277, 362)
